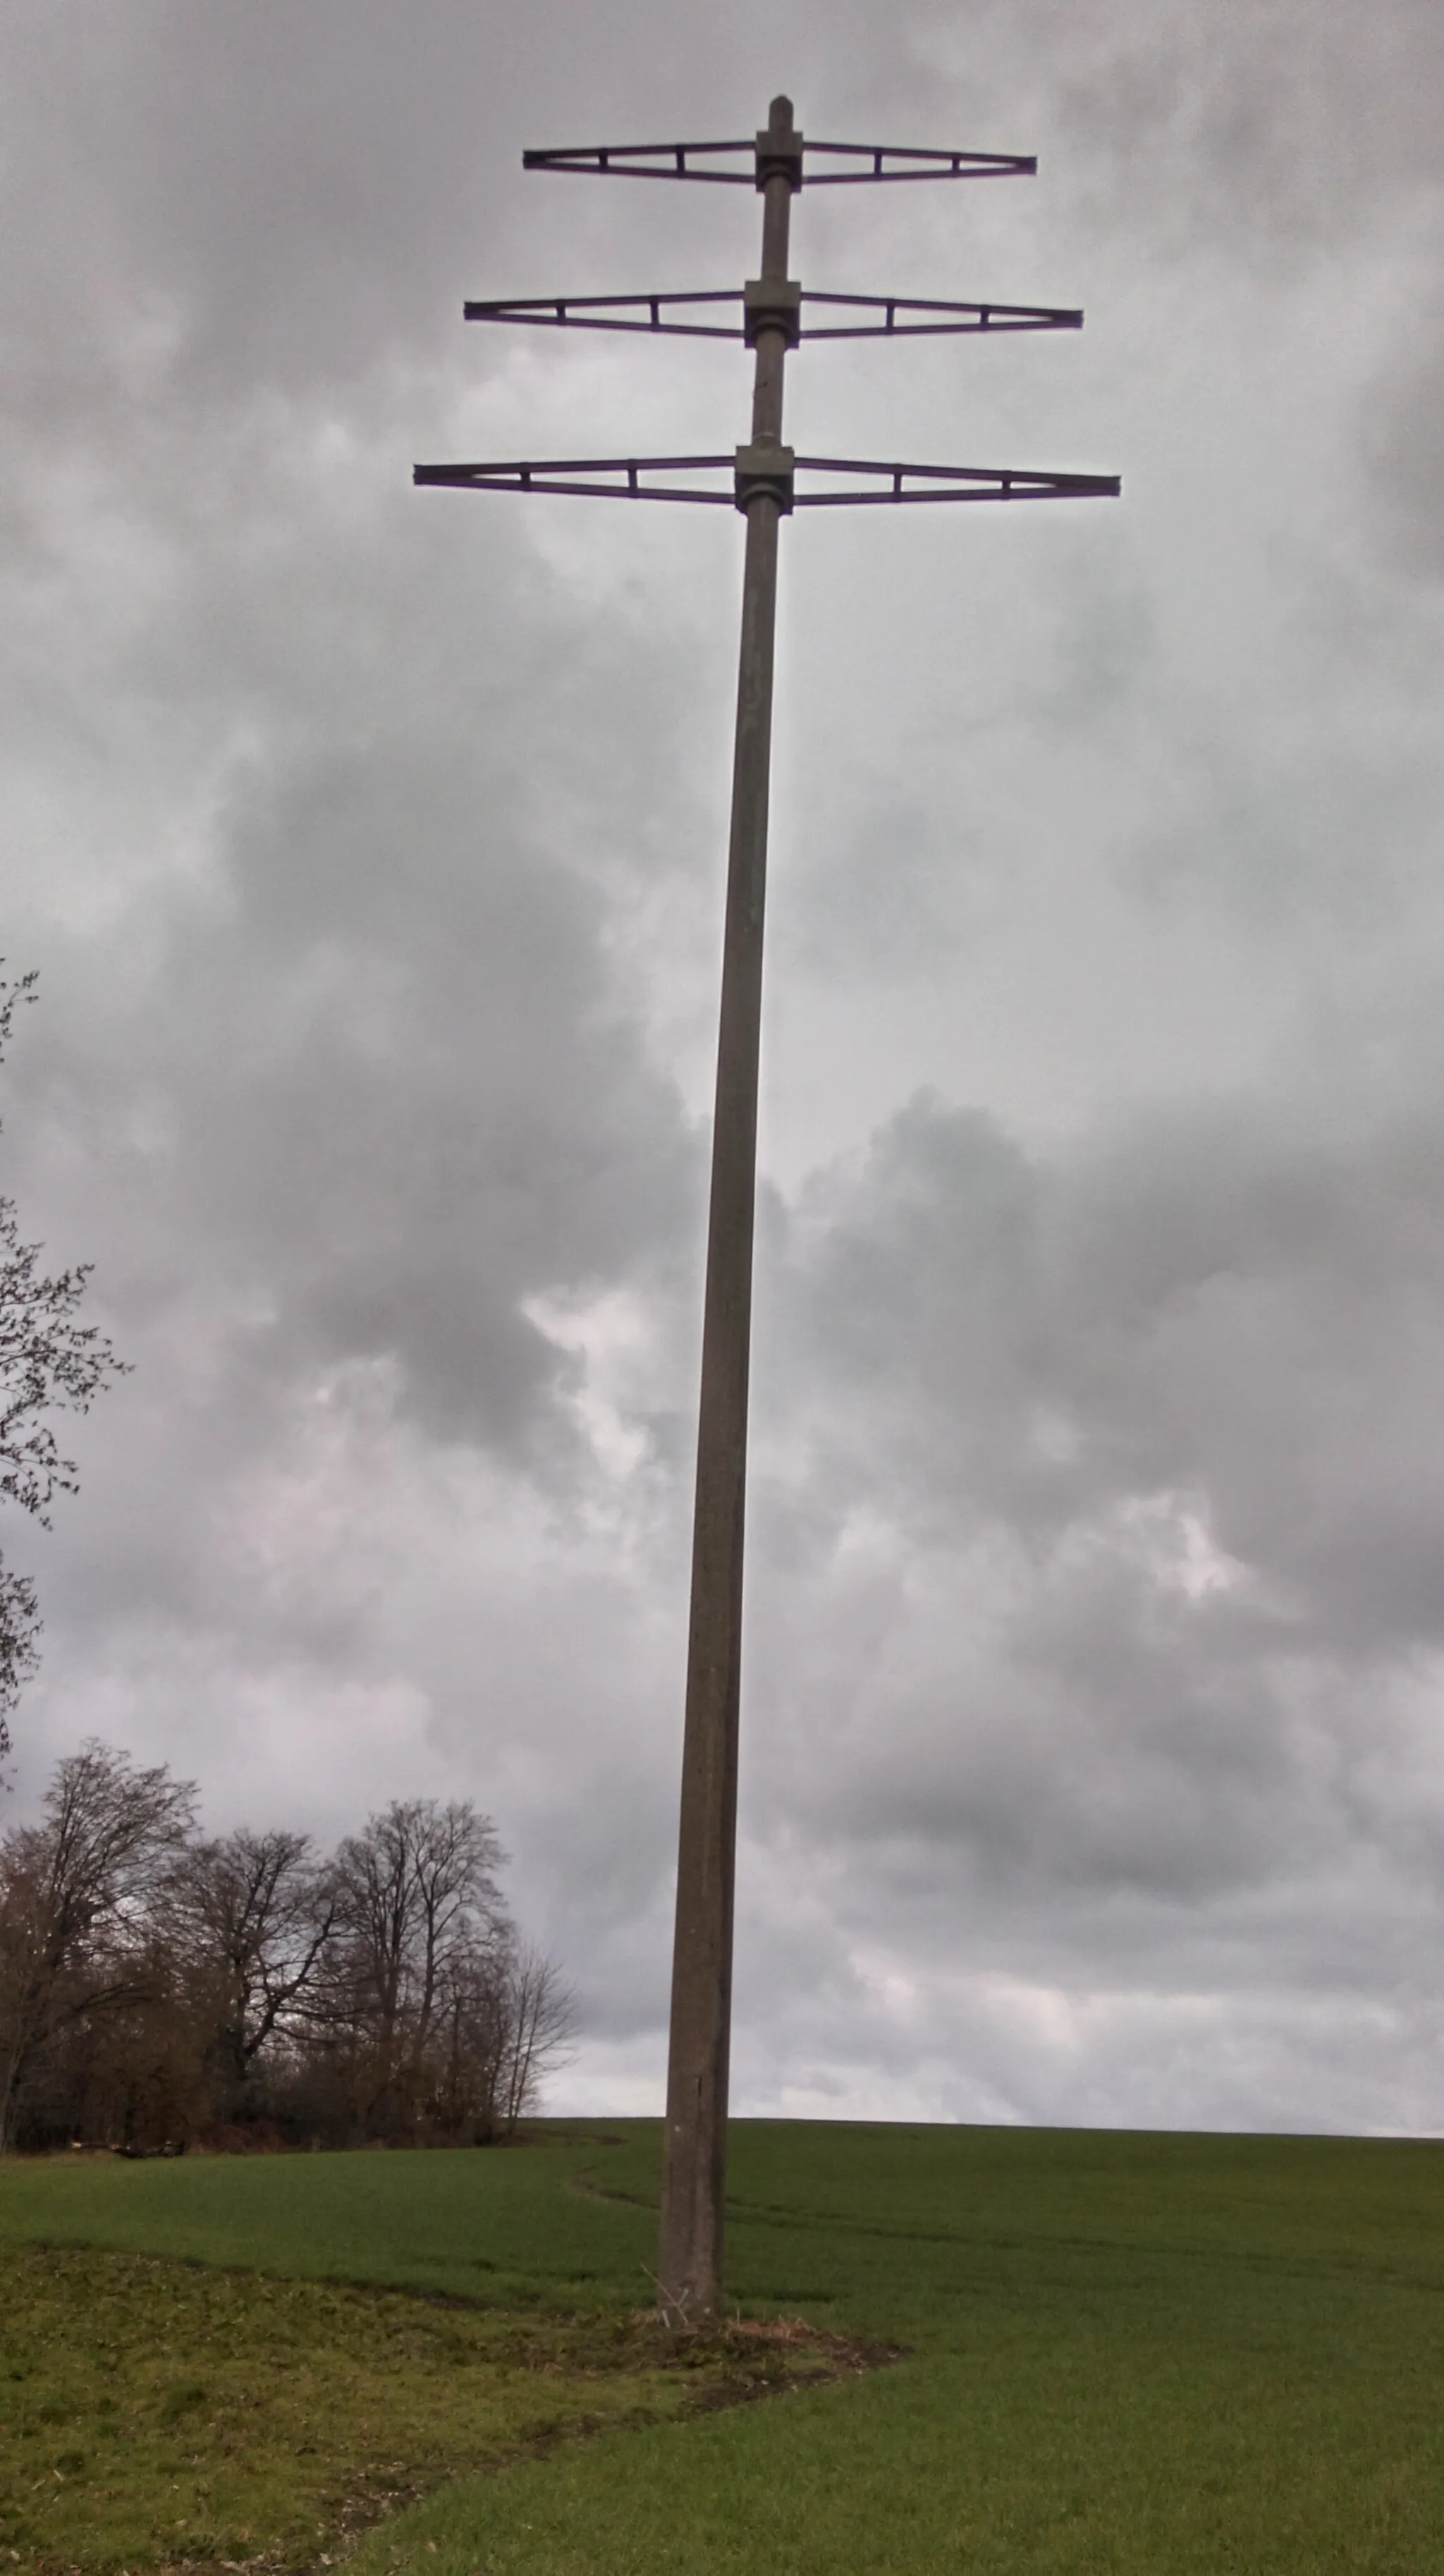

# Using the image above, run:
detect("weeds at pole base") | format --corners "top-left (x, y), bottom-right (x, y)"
top-left (0, 2242), bottom-right (898, 2576)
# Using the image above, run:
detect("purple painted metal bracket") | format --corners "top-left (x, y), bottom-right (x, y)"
top-left (463, 288), bottom-right (1083, 339)
top-left (521, 138), bottom-right (1036, 185)
top-left (413, 453), bottom-right (1120, 506)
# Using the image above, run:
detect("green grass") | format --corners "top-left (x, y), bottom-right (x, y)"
top-left (6, 2121), bottom-right (1444, 2572)
top-left (0, 2242), bottom-right (708, 2573)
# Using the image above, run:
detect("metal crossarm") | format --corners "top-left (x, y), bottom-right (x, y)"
top-left (803, 140), bottom-right (1036, 181)
top-left (465, 291), bottom-right (741, 338)
top-left (521, 136), bottom-right (1036, 185)
top-left (522, 138), bottom-right (756, 182)
top-left (414, 453), bottom-right (1118, 508)
top-left (793, 456), bottom-right (1121, 503)
top-left (800, 290), bottom-right (1080, 336)
top-left (414, 454), bottom-right (738, 503)
top-left (463, 288), bottom-right (1084, 340)
top-left (415, 92), bottom-right (1118, 2333)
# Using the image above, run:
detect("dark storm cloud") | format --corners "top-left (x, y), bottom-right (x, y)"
top-left (741, 1079), bottom-right (1444, 1940)
top-left (4, 408), bottom-right (705, 1449)
top-left (1, 0), bottom-right (915, 415)
top-left (940, 0), bottom-right (1444, 255)
top-left (4, 2), bottom-right (551, 407)
top-left (1362, 309), bottom-right (1444, 580)
top-left (776, 1085), bottom-right (1444, 1644)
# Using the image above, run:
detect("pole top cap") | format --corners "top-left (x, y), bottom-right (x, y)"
top-left (756, 97), bottom-right (803, 190)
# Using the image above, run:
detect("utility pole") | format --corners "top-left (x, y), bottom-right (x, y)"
top-left (658, 93), bottom-right (797, 2335)
top-left (416, 95), bottom-right (1118, 2324)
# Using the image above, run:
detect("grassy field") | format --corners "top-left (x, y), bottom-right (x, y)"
top-left (0, 2242), bottom-right (741, 2571)
top-left (5, 2120), bottom-right (1444, 2572)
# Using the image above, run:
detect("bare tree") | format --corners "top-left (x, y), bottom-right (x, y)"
top-left (0, 1740), bottom-right (195, 2149)
top-left (328, 1799), bottom-right (510, 2130)
top-left (0, 1752), bottom-right (577, 2150)
top-left (0, 1569), bottom-right (39, 1757)
top-left (430, 1931), bottom-right (516, 2141)
top-left (0, 968), bottom-right (128, 1763)
top-left (495, 1945), bottom-right (577, 2132)
top-left (166, 1829), bottom-right (338, 2116)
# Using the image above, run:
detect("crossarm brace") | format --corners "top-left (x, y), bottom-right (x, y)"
top-left (414, 453), bottom-right (1120, 506)
top-left (521, 138), bottom-right (1037, 185)
top-left (463, 288), bottom-right (1083, 338)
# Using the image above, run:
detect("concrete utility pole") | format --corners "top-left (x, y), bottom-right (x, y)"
top-left (415, 96), bottom-right (1118, 2324)
top-left (659, 93), bottom-right (798, 2330)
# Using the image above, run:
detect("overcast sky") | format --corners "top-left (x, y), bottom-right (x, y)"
top-left (6, 0), bottom-right (1444, 2133)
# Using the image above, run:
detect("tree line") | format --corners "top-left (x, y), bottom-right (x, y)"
top-left (0, 1741), bottom-right (574, 2154)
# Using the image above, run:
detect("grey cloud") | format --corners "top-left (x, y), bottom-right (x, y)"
top-left (1360, 306), bottom-right (1444, 581)
top-left (4, 376), bottom-right (709, 1449)
top-left (3, 0), bottom-right (918, 418)
top-left (8, 0), bottom-right (1444, 2139)
top-left (977, 0), bottom-right (1444, 262)
top-left (772, 1087), bottom-right (1444, 1640)
top-left (735, 1082), bottom-right (1444, 1946)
